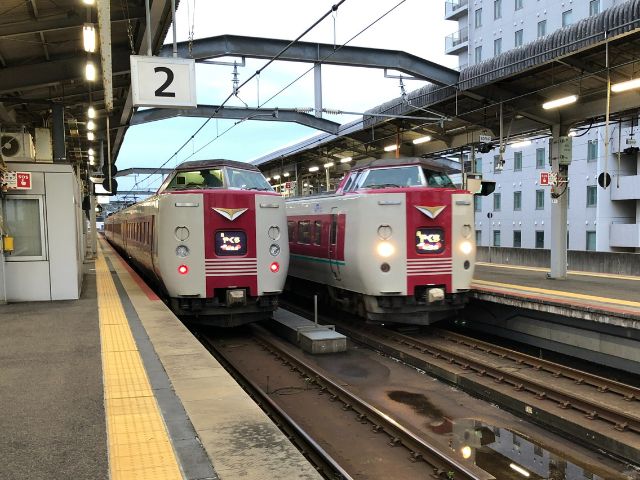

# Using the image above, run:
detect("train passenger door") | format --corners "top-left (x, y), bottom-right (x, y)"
top-left (328, 207), bottom-right (341, 281)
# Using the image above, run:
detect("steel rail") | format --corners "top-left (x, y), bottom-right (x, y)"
top-left (434, 329), bottom-right (640, 402)
top-left (195, 330), bottom-right (354, 480)
top-left (250, 326), bottom-right (494, 480)
top-left (366, 328), bottom-right (640, 436)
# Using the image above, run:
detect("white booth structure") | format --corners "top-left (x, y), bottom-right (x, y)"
top-left (1, 162), bottom-right (84, 301)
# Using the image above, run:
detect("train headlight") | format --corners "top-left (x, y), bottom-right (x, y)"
top-left (269, 243), bottom-right (280, 256)
top-left (376, 241), bottom-right (394, 258)
top-left (461, 445), bottom-right (472, 459)
top-left (268, 226), bottom-right (281, 240)
top-left (176, 245), bottom-right (190, 257)
top-left (460, 241), bottom-right (473, 255)
top-left (175, 226), bottom-right (190, 241)
top-left (377, 225), bottom-right (392, 240)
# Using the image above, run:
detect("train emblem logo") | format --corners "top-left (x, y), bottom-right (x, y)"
top-left (416, 229), bottom-right (444, 253)
top-left (211, 207), bottom-right (248, 221)
top-left (415, 205), bottom-right (446, 219)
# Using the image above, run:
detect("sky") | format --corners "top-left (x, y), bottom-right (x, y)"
top-left (115, 0), bottom-right (457, 195)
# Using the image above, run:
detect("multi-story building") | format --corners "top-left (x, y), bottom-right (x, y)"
top-left (445, 0), bottom-right (640, 252)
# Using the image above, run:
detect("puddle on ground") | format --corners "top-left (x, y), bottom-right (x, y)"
top-left (387, 390), bottom-right (445, 418)
top-left (387, 391), bottom-right (618, 479)
top-left (448, 419), bottom-right (615, 479)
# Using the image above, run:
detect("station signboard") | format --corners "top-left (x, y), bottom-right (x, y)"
top-left (130, 55), bottom-right (197, 108)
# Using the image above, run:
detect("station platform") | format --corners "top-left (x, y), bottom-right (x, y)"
top-left (472, 262), bottom-right (640, 328)
top-left (468, 262), bottom-right (640, 374)
top-left (0, 238), bottom-right (321, 480)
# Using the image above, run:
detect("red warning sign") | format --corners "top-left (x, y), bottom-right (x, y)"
top-left (539, 171), bottom-right (550, 186)
top-left (16, 172), bottom-right (32, 189)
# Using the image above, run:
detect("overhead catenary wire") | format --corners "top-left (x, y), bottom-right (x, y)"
top-left (126, 0), bottom-right (349, 197)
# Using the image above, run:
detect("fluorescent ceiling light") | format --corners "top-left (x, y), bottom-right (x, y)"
top-left (82, 0), bottom-right (95, 4)
top-left (413, 135), bottom-right (432, 145)
top-left (88, 148), bottom-right (95, 156)
top-left (611, 78), bottom-right (640, 93)
top-left (542, 95), bottom-right (577, 110)
top-left (87, 132), bottom-right (95, 141)
top-left (283, 172), bottom-right (290, 177)
top-left (511, 140), bottom-right (531, 148)
top-left (89, 155), bottom-right (95, 164)
top-left (87, 120), bottom-right (95, 131)
top-left (309, 166), bottom-right (319, 172)
top-left (273, 174), bottom-right (281, 180)
top-left (83, 24), bottom-right (97, 53)
top-left (87, 106), bottom-right (96, 119)
top-left (340, 157), bottom-right (352, 163)
top-left (266, 177), bottom-right (271, 181)
top-left (384, 144), bottom-right (398, 152)
top-left (324, 162), bottom-right (334, 168)
top-left (568, 130), bottom-right (577, 137)
top-left (85, 61), bottom-right (97, 81)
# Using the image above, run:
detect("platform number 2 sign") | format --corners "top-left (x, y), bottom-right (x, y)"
top-left (130, 56), bottom-right (197, 108)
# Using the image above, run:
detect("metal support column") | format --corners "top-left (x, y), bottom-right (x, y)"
top-left (89, 194), bottom-right (97, 259)
top-left (549, 124), bottom-right (569, 279)
top-left (314, 62), bottom-right (322, 118)
top-left (52, 103), bottom-right (65, 162)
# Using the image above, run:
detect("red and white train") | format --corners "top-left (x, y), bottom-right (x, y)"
top-left (104, 159), bottom-right (289, 326)
top-left (285, 157), bottom-right (475, 325)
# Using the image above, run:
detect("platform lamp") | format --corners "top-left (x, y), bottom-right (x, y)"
top-left (323, 162), bottom-right (334, 192)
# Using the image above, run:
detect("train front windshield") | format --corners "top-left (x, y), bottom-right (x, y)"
top-left (227, 168), bottom-right (273, 191)
top-left (357, 166), bottom-right (454, 189)
top-left (164, 167), bottom-right (273, 191)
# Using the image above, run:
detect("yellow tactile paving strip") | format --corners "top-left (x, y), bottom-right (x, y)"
top-left (96, 247), bottom-right (183, 480)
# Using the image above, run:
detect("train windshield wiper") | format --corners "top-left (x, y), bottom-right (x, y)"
top-left (365, 183), bottom-right (401, 189)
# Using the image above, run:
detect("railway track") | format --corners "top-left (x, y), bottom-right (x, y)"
top-left (197, 325), bottom-right (495, 480)
top-left (281, 300), bottom-right (640, 465)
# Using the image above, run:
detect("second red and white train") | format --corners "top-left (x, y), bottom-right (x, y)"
top-left (285, 157), bottom-right (476, 325)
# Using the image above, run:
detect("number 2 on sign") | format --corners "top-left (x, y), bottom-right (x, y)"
top-left (154, 67), bottom-right (176, 98)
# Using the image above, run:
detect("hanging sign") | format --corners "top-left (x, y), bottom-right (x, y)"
top-left (130, 55), bottom-right (197, 108)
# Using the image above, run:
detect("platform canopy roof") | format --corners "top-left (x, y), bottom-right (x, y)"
top-left (0, 0), bottom-right (175, 168)
top-left (254, 0), bottom-right (640, 174)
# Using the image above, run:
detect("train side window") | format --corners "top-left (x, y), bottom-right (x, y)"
top-left (313, 221), bottom-right (322, 245)
top-left (287, 221), bottom-right (295, 242)
top-left (297, 220), bottom-right (311, 244)
top-left (342, 173), bottom-right (357, 192)
top-left (330, 216), bottom-right (337, 245)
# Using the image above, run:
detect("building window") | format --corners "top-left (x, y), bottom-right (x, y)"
top-left (493, 154), bottom-right (502, 173)
top-left (494, 38), bottom-right (502, 56)
top-left (474, 195), bottom-right (482, 212)
top-left (513, 230), bottom-right (522, 248)
top-left (515, 0), bottom-right (523, 11)
top-left (562, 9), bottom-right (573, 27)
top-left (493, 230), bottom-right (501, 247)
top-left (535, 230), bottom-right (545, 249)
top-left (513, 191), bottom-right (522, 210)
top-left (476, 229), bottom-right (482, 246)
top-left (587, 139), bottom-right (598, 162)
top-left (474, 157), bottom-right (483, 174)
top-left (494, 0), bottom-right (502, 19)
top-left (475, 46), bottom-right (483, 63)
top-left (537, 20), bottom-right (547, 38)
top-left (536, 148), bottom-right (546, 168)
top-left (494, 192), bottom-right (501, 211)
top-left (589, 0), bottom-right (600, 16)
top-left (475, 8), bottom-right (482, 28)
top-left (3, 196), bottom-right (45, 259)
top-left (586, 231), bottom-right (596, 251)
top-left (586, 185), bottom-right (597, 207)
top-left (513, 151), bottom-right (522, 171)
top-left (535, 189), bottom-right (544, 210)
top-left (514, 29), bottom-right (523, 47)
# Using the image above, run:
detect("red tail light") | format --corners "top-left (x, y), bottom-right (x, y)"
top-left (269, 262), bottom-right (280, 273)
top-left (178, 264), bottom-right (189, 275)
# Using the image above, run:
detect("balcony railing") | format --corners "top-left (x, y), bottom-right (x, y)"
top-left (445, 27), bottom-right (469, 53)
top-left (610, 223), bottom-right (640, 248)
top-left (445, 0), bottom-right (469, 19)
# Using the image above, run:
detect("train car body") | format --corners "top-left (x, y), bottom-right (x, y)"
top-left (286, 158), bottom-right (475, 325)
top-left (105, 159), bottom-right (288, 326)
